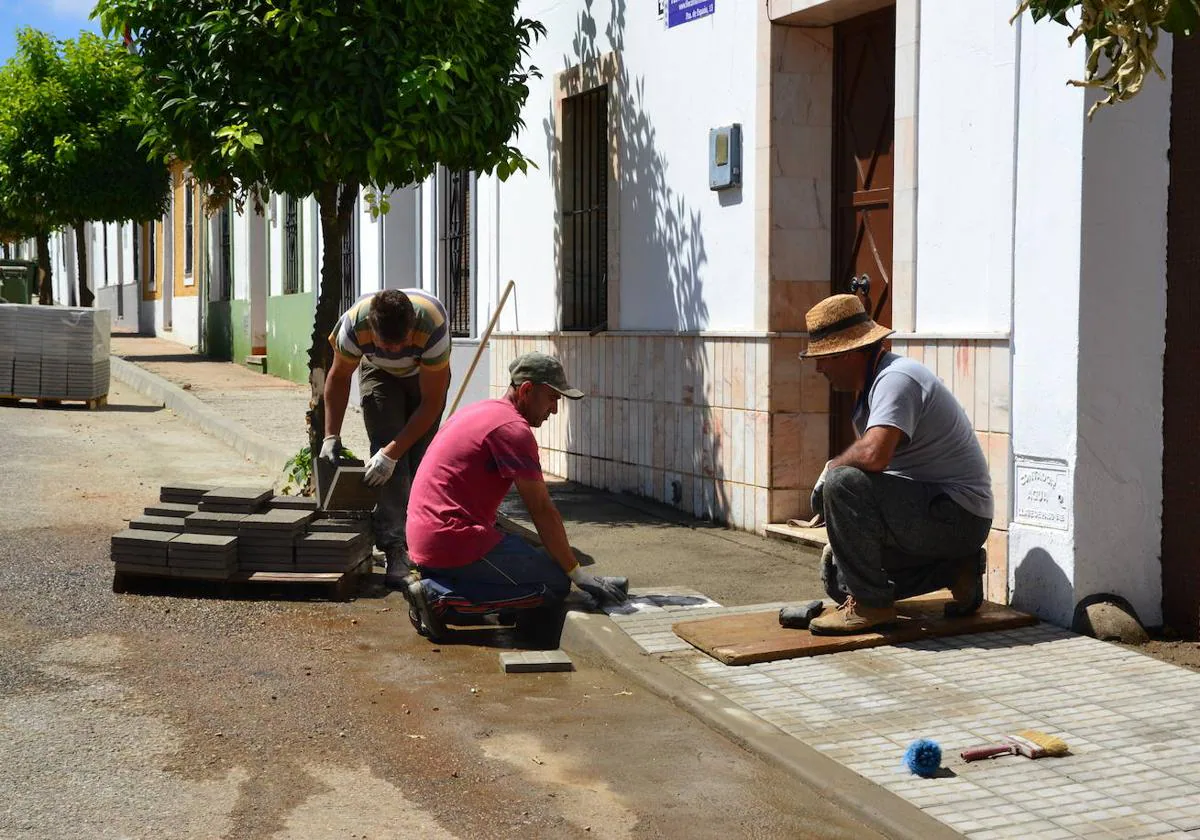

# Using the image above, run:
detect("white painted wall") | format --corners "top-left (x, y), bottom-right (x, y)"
top-left (1073, 43), bottom-right (1172, 627)
top-left (499, 1), bottom-right (760, 333)
top-left (380, 186), bottom-right (419, 291)
top-left (915, 0), bottom-right (1016, 333)
top-left (172, 296), bottom-right (199, 348)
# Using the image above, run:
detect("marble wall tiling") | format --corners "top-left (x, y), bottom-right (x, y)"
top-left (489, 333), bottom-right (774, 532)
top-left (893, 337), bottom-right (1012, 603)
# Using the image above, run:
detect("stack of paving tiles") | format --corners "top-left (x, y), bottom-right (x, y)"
top-left (197, 486), bottom-right (272, 514)
top-left (144, 501), bottom-right (199, 519)
top-left (111, 528), bottom-right (174, 576)
top-left (237, 509), bottom-right (313, 572)
top-left (0, 304), bottom-right (110, 400)
top-left (168, 533), bottom-right (238, 579)
top-left (129, 514), bottom-right (188, 533)
top-left (159, 483), bottom-right (218, 506)
top-left (184, 511), bottom-right (245, 537)
top-left (268, 495), bottom-right (319, 512)
top-left (0, 306), bottom-right (13, 394)
top-left (295, 529), bottom-right (372, 573)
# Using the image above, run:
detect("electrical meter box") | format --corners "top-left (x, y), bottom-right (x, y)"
top-left (708, 124), bottom-right (742, 191)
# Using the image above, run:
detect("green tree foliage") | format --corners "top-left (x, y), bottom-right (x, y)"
top-left (0, 29), bottom-right (169, 305)
top-left (1017, 0), bottom-right (1199, 116)
top-left (94, 0), bottom-right (545, 451)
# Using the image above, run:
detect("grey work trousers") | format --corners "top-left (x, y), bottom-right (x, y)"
top-left (821, 466), bottom-right (992, 608)
top-left (360, 360), bottom-right (444, 553)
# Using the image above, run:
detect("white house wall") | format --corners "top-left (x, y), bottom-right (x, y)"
top-left (914, 0), bottom-right (1016, 333)
top-left (503, 1), bottom-right (761, 333)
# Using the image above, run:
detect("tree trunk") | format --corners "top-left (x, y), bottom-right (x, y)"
top-left (305, 181), bottom-right (360, 480)
top-left (74, 222), bottom-right (93, 307)
top-left (35, 232), bottom-right (52, 305)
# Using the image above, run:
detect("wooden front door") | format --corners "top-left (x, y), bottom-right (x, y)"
top-left (830, 5), bottom-right (895, 455)
top-left (1162, 33), bottom-right (1200, 638)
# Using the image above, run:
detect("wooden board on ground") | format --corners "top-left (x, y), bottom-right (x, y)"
top-left (672, 592), bottom-right (1038, 666)
top-left (112, 555), bottom-right (372, 602)
top-left (764, 522), bottom-right (829, 549)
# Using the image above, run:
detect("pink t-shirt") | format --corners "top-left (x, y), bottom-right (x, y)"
top-left (406, 399), bottom-right (543, 569)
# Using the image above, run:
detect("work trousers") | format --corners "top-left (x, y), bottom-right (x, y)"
top-left (822, 466), bottom-right (992, 608)
top-left (359, 360), bottom-right (443, 553)
top-left (418, 533), bottom-right (572, 618)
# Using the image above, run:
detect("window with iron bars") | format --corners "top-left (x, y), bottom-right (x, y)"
top-left (184, 181), bottom-right (195, 278)
top-left (214, 207), bottom-right (232, 302)
top-left (561, 86), bottom-right (608, 332)
top-left (283, 195), bottom-right (301, 294)
top-left (339, 194), bottom-right (358, 316)
top-left (439, 168), bottom-right (473, 337)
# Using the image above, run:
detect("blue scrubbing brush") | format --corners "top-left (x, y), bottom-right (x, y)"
top-left (904, 738), bottom-right (942, 778)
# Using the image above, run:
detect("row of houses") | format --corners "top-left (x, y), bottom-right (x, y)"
top-left (22, 0), bottom-right (1200, 637)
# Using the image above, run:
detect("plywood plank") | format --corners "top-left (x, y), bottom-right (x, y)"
top-left (673, 593), bottom-right (1038, 666)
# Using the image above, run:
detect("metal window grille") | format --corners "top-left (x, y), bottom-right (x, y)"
top-left (148, 222), bottom-right (156, 292)
top-left (339, 194), bottom-right (358, 315)
top-left (215, 207), bottom-right (232, 301)
top-left (184, 183), bottom-right (194, 276)
top-left (561, 86), bottom-right (608, 331)
top-left (439, 169), bottom-right (472, 337)
top-left (283, 195), bottom-right (301, 295)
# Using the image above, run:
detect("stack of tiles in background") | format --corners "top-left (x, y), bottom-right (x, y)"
top-left (129, 514), bottom-right (188, 533)
top-left (237, 509), bottom-right (312, 572)
top-left (198, 486), bottom-right (272, 514)
top-left (168, 533), bottom-right (238, 580)
top-left (184, 511), bottom-right (245, 537)
top-left (111, 529), bottom-right (175, 577)
top-left (11, 306), bottom-right (43, 398)
top-left (307, 517), bottom-right (373, 540)
top-left (160, 483), bottom-right (218, 506)
top-left (268, 495), bottom-right (319, 512)
top-left (0, 306), bottom-right (13, 394)
top-left (295, 531), bottom-right (371, 573)
top-left (144, 501), bottom-right (199, 519)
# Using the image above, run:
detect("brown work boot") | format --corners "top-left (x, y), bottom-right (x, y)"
top-left (384, 546), bottom-right (412, 589)
top-left (808, 597), bottom-right (896, 635)
top-left (945, 549), bottom-right (986, 618)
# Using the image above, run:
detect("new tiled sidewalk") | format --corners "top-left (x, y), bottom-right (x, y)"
top-left (608, 594), bottom-right (1200, 840)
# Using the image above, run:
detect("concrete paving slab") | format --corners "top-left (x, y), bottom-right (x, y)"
top-left (500, 650), bottom-right (574, 673)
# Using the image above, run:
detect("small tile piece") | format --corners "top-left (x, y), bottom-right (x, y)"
top-left (500, 649), bottom-right (574, 673)
top-left (144, 502), bottom-right (199, 517)
top-left (269, 495), bottom-right (319, 511)
top-left (322, 467), bottom-right (381, 512)
top-left (130, 515), bottom-right (188, 533)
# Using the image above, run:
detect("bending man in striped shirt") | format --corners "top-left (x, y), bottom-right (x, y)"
top-left (322, 289), bottom-right (452, 587)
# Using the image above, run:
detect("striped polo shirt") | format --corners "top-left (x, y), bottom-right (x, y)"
top-left (328, 289), bottom-right (451, 378)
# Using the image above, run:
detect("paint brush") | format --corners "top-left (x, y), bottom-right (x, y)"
top-left (960, 730), bottom-right (1069, 762)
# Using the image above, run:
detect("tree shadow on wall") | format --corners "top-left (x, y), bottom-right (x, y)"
top-left (542, 0), bottom-right (729, 523)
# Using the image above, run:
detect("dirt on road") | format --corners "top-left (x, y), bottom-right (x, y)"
top-left (0, 383), bottom-right (881, 840)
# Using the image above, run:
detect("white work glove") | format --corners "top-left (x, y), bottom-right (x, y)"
top-left (810, 460), bottom-right (832, 518)
top-left (319, 435), bottom-right (343, 463)
top-left (569, 567), bottom-right (628, 605)
top-left (363, 450), bottom-right (398, 487)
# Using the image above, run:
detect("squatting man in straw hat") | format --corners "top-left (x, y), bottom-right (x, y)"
top-left (801, 294), bottom-right (993, 635)
top-left (400, 352), bottom-right (629, 642)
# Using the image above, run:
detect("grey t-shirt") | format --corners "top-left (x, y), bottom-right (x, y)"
top-left (852, 352), bottom-right (994, 520)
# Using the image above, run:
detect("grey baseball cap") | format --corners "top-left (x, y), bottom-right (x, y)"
top-left (509, 352), bottom-right (584, 399)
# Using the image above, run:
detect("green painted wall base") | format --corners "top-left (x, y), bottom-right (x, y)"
top-left (206, 301), bottom-right (233, 361)
top-left (230, 299), bottom-right (251, 367)
top-left (267, 293), bottom-right (315, 384)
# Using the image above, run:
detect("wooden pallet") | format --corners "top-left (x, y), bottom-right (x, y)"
top-left (112, 554), bottom-right (373, 602)
top-left (0, 394), bottom-right (108, 410)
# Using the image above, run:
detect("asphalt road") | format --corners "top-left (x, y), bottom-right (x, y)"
top-left (0, 382), bottom-right (881, 840)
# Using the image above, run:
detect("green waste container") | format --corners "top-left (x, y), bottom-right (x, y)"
top-left (0, 260), bottom-right (35, 304)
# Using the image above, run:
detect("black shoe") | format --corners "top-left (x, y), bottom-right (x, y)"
top-left (403, 575), bottom-right (446, 641)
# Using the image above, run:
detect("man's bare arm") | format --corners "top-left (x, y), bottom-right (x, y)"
top-left (830, 425), bottom-right (904, 473)
top-left (514, 477), bottom-right (577, 574)
top-left (323, 352), bottom-right (360, 438)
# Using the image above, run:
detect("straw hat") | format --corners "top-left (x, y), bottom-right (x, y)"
top-left (800, 294), bottom-right (894, 358)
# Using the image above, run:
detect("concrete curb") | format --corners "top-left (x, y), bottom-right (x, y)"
top-left (110, 355), bottom-right (294, 475)
top-left (561, 611), bottom-right (964, 840)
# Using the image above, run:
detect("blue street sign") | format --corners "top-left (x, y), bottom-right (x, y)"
top-left (667, 0), bottom-right (715, 28)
